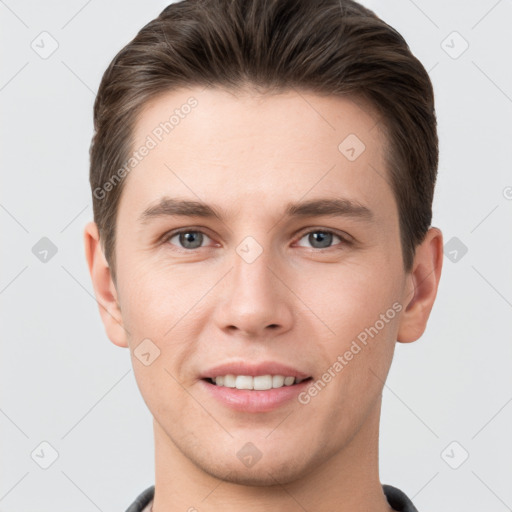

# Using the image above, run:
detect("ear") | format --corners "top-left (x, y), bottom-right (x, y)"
top-left (397, 227), bottom-right (443, 343)
top-left (83, 221), bottom-right (129, 348)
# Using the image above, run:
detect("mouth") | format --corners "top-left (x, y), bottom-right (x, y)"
top-left (200, 374), bottom-right (314, 412)
top-left (203, 375), bottom-right (313, 390)
top-left (199, 361), bottom-right (314, 412)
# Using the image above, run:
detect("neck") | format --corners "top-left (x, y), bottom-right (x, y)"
top-left (151, 401), bottom-right (393, 512)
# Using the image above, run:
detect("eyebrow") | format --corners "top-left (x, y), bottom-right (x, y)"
top-left (138, 197), bottom-right (374, 223)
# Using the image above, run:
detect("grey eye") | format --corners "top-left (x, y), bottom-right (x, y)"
top-left (168, 231), bottom-right (208, 249)
top-left (296, 230), bottom-right (342, 249)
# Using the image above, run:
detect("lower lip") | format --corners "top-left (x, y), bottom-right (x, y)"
top-left (200, 378), bottom-right (312, 413)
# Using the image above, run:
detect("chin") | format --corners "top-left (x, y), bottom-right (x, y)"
top-left (203, 461), bottom-right (307, 487)
top-left (194, 448), bottom-right (319, 488)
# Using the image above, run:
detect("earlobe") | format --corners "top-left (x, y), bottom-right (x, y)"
top-left (83, 221), bottom-right (129, 348)
top-left (396, 227), bottom-right (443, 343)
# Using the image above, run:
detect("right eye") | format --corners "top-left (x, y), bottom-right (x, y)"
top-left (164, 229), bottom-right (215, 250)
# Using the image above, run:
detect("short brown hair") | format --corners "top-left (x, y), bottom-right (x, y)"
top-left (89, 0), bottom-right (438, 283)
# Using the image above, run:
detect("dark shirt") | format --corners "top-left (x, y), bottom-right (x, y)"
top-left (125, 483), bottom-right (418, 511)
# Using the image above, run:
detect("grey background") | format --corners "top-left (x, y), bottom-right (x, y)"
top-left (1, 0), bottom-right (511, 510)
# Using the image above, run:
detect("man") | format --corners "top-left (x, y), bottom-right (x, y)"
top-left (84, 0), bottom-right (443, 510)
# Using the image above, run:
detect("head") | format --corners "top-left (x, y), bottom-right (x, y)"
top-left (85, 0), bottom-right (442, 487)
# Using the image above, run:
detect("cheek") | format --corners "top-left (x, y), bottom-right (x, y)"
top-left (291, 258), bottom-right (401, 402)
top-left (116, 256), bottom-right (205, 395)
top-left (116, 253), bottom-right (195, 336)
top-left (292, 259), bottom-right (401, 338)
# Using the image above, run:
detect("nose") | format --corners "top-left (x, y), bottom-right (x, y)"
top-left (211, 245), bottom-right (294, 339)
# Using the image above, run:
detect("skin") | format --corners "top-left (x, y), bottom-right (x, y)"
top-left (84, 87), bottom-right (443, 512)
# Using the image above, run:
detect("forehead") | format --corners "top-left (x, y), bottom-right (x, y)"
top-left (120, 86), bottom-right (395, 223)
top-left (133, 86), bottom-right (385, 159)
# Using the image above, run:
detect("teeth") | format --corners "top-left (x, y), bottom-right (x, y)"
top-left (236, 375), bottom-right (254, 389)
top-left (272, 375), bottom-right (285, 387)
top-left (211, 374), bottom-right (305, 390)
top-left (223, 375), bottom-right (236, 388)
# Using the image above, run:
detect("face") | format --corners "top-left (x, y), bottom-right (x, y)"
top-left (110, 87), bottom-right (411, 485)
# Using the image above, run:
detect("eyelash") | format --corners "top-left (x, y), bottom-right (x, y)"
top-left (162, 227), bottom-right (352, 252)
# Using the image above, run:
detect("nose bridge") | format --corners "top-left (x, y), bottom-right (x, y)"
top-left (213, 235), bottom-right (294, 336)
top-left (233, 238), bottom-right (275, 297)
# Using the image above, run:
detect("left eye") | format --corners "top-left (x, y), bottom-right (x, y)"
top-left (295, 230), bottom-right (344, 249)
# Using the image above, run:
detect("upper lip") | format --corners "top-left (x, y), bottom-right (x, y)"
top-left (201, 361), bottom-right (311, 379)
